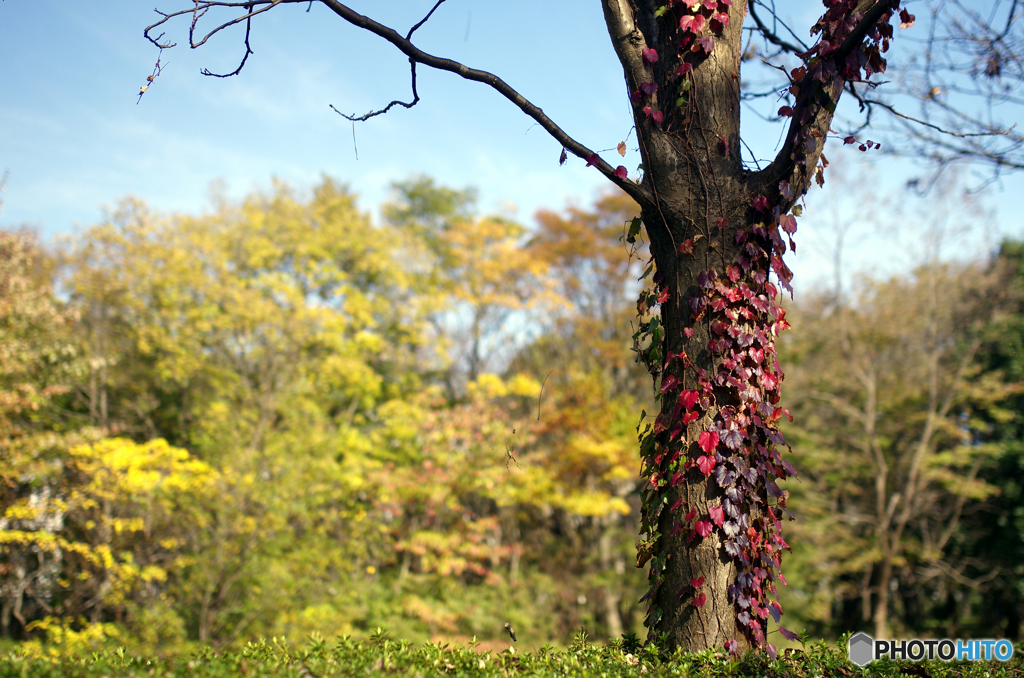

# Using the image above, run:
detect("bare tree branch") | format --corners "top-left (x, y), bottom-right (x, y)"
top-left (747, 2), bottom-right (806, 56)
top-left (202, 6), bottom-right (254, 78)
top-left (146, 0), bottom-right (653, 206)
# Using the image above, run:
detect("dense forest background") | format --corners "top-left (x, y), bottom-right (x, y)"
top-left (1, 173), bottom-right (1022, 656)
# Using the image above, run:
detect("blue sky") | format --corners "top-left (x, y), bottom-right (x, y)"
top-left (1, 0), bottom-right (1021, 289)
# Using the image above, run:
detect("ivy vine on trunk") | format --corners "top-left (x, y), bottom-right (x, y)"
top-left (608, 0), bottom-right (909, 655)
top-left (142, 0), bottom-right (914, 654)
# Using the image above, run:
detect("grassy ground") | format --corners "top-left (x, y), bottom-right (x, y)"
top-left (0, 632), bottom-right (1020, 677)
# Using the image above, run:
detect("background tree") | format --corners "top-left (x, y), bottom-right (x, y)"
top-left (132, 0), bottom-right (1024, 652)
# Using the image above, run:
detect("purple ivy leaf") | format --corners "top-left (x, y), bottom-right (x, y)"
top-left (736, 513), bottom-right (751, 531)
top-left (723, 520), bottom-right (740, 538)
top-left (768, 600), bottom-right (782, 623)
top-left (767, 480), bottom-right (783, 498)
top-left (725, 640), bottom-right (739, 655)
top-left (697, 269), bottom-right (718, 287)
top-left (726, 486), bottom-right (742, 503)
top-left (779, 180), bottom-right (795, 201)
top-left (781, 459), bottom-right (799, 477)
top-left (737, 611), bottom-right (751, 627)
top-left (737, 595), bottom-right (751, 609)
top-left (779, 627), bottom-right (800, 641)
top-left (715, 465), bottom-right (737, 487)
top-left (767, 643), bottom-right (778, 660)
top-left (724, 540), bottom-right (741, 558)
top-left (721, 426), bottom-right (745, 450)
top-left (722, 499), bottom-right (739, 518)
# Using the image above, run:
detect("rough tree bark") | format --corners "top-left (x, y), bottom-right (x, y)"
top-left (141, 0), bottom-right (943, 653)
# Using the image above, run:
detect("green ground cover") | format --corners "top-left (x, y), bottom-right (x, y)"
top-left (1, 633), bottom-right (1020, 678)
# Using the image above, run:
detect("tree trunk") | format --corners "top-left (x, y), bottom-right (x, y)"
top-left (599, 514), bottom-right (625, 639)
top-left (601, 0), bottom-right (901, 652)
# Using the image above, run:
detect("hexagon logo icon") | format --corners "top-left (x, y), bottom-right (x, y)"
top-left (848, 632), bottom-right (875, 666)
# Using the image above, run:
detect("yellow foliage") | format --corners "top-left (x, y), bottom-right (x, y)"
top-left (468, 373), bottom-right (508, 399)
top-left (18, 617), bottom-right (125, 660)
top-left (506, 373), bottom-right (542, 398)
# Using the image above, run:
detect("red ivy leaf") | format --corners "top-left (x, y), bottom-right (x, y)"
top-left (640, 80), bottom-right (658, 95)
top-left (777, 106), bottom-right (794, 117)
top-left (585, 153), bottom-right (600, 167)
top-left (698, 430), bottom-right (719, 455)
top-left (652, 109), bottom-right (664, 125)
top-left (694, 520), bottom-right (713, 538)
top-left (679, 14), bottom-right (706, 33)
top-left (683, 327), bottom-right (695, 339)
top-left (713, 11), bottom-right (729, 27)
top-left (614, 165), bottom-right (629, 180)
top-left (676, 62), bottom-right (694, 77)
top-left (752, 195), bottom-right (769, 211)
top-left (779, 213), bottom-right (798, 235)
top-left (691, 576), bottom-right (706, 588)
top-left (657, 287), bottom-right (670, 304)
top-left (844, 135), bottom-right (857, 145)
top-left (679, 389), bottom-right (700, 410)
top-left (559, 148), bottom-right (568, 166)
top-left (694, 591), bottom-right (707, 607)
top-left (679, 239), bottom-right (695, 255)
top-left (642, 47), bottom-right (659, 64)
top-left (709, 505), bottom-right (725, 526)
top-left (684, 508), bottom-right (698, 521)
top-left (900, 9), bottom-right (916, 28)
top-left (696, 36), bottom-right (715, 53)
top-left (660, 374), bottom-right (679, 394)
top-left (696, 454), bottom-right (716, 475)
